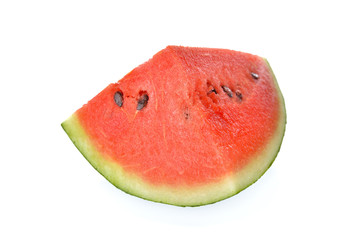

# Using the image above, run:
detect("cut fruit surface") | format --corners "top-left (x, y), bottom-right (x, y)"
top-left (62, 46), bottom-right (286, 206)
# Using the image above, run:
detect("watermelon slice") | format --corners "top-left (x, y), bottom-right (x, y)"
top-left (62, 46), bottom-right (286, 206)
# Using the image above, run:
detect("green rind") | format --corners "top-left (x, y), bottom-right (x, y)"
top-left (61, 60), bottom-right (286, 207)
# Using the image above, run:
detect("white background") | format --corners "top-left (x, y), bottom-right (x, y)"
top-left (1, 0), bottom-right (356, 239)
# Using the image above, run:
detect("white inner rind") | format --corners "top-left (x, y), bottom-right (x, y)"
top-left (61, 61), bottom-right (286, 207)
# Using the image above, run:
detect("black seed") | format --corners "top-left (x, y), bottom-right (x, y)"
top-left (222, 86), bottom-right (233, 98)
top-left (207, 88), bottom-right (217, 94)
top-left (251, 72), bottom-right (259, 80)
top-left (137, 93), bottom-right (149, 110)
top-left (114, 91), bottom-right (123, 107)
top-left (184, 108), bottom-right (189, 119)
top-left (236, 91), bottom-right (243, 101)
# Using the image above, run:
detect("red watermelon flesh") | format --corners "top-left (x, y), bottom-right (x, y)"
top-left (62, 46), bottom-right (286, 206)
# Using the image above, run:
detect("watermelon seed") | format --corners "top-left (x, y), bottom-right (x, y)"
top-left (184, 108), bottom-right (189, 119)
top-left (207, 88), bottom-right (217, 94)
top-left (114, 91), bottom-right (123, 107)
top-left (137, 93), bottom-right (149, 110)
top-left (235, 91), bottom-right (243, 101)
top-left (222, 86), bottom-right (233, 98)
top-left (251, 72), bottom-right (259, 80)
top-left (206, 81), bottom-right (217, 95)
